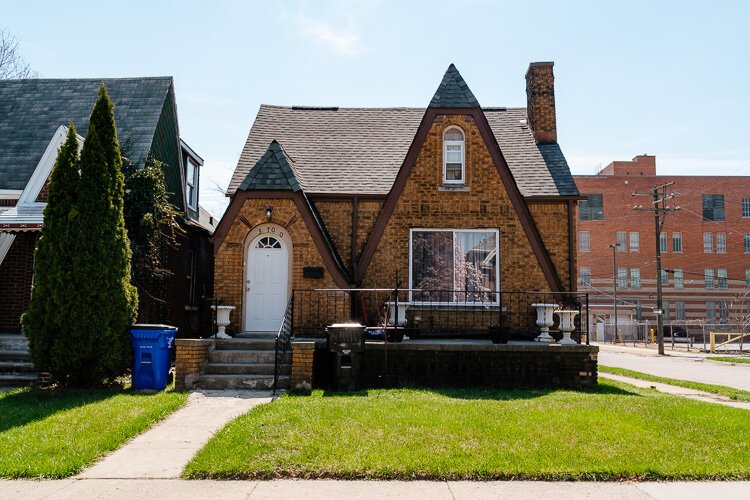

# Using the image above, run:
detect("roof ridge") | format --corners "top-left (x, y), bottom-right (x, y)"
top-left (428, 63), bottom-right (480, 108)
top-left (0, 76), bottom-right (173, 83)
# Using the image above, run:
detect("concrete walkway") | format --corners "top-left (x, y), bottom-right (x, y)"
top-left (3, 479), bottom-right (750, 500)
top-left (77, 390), bottom-right (272, 479)
top-left (599, 372), bottom-right (750, 410)
top-left (597, 344), bottom-right (750, 391)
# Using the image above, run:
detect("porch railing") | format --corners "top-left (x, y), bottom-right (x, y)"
top-left (273, 294), bottom-right (294, 395)
top-left (291, 288), bottom-right (589, 344)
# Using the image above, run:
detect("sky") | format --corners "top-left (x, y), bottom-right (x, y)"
top-left (5, 0), bottom-right (749, 217)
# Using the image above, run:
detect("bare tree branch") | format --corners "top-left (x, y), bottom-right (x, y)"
top-left (0, 28), bottom-right (38, 79)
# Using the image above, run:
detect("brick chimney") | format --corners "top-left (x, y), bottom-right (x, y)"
top-left (525, 61), bottom-right (557, 144)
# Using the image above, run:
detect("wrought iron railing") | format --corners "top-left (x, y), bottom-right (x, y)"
top-left (291, 288), bottom-right (589, 343)
top-left (273, 294), bottom-right (294, 395)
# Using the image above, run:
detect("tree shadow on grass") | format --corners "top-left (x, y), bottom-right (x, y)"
top-left (0, 387), bottom-right (120, 434)
top-left (426, 383), bottom-right (640, 401)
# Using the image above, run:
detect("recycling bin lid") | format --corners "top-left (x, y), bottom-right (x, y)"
top-left (130, 324), bottom-right (178, 331)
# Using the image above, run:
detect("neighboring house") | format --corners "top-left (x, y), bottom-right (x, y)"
top-left (213, 62), bottom-right (582, 336)
top-left (0, 77), bottom-right (215, 337)
top-left (576, 155), bottom-right (750, 339)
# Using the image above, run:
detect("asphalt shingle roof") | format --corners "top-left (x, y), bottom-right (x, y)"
top-left (429, 64), bottom-right (480, 108)
top-left (0, 77), bottom-right (172, 191)
top-left (239, 140), bottom-right (302, 192)
top-left (230, 106), bottom-right (579, 198)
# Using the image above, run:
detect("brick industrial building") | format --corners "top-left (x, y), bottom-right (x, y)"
top-left (575, 155), bottom-right (750, 339)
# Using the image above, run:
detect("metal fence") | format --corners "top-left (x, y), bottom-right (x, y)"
top-left (593, 321), bottom-right (750, 353)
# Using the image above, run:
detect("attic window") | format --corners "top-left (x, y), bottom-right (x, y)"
top-left (186, 157), bottom-right (199, 209)
top-left (443, 127), bottom-right (465, 184)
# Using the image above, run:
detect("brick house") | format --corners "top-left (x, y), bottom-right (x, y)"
top-left (212, 62), bottom-right (582, 337)
top-left (575, 155), bottom-right (750, 341)
top-left (0, 78), bottom-right (215, 337)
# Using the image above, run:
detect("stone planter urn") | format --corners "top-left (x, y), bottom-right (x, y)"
top-left (531, 303), bottom-right (557, 343)
top-left (211, 305), bottom-right (235, 339)
top-left (555, 309), bottom-right (579, 345)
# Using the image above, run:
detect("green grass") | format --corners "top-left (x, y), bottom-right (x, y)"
top-left (184, 381), bottom-right (750, 481)
top-left (599, 365), bottom-right (750, 402)
top-left (707, 356), bottom-right (750, 365)
top-left (0, 387), bottom-right (187, 478)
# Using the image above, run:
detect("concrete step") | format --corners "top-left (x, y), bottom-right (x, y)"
top-left (208, 349), bottom-right (290, 365)
top-left (214, 338), bottom-right (277, 351)
top-left (234, 331), bottom-right (277, 339)
top-left (0, 335), bottom-right (29, 351)
top-left (0, 373), bottom-right (38, 387)
top-left (203, 362), bottom-right (291, 376)
top-left (0, 361), bottom-right (36, 374)
top-left (197, 374), bottom-right (290, 390)
top-left (0, 350), bottom-right (31, 362)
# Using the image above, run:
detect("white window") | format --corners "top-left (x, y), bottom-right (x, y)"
top-left (674, 268), bottom-right (684, 288)
top-left (716, 232), bottom-right (727, 254)
top-left (410, 229), bottom-right (498, 303)
top-left (443, 127), bottom-right (465, 184)
top-left (703, 232), bottom-right (713, 253)
top-left (629, 231), bottom-right (640, 253)
top-left (746, 269), bottom-right (750, 288)
top-left (186, 157), bottom-right (199, 209)
top-left (660, 232), bottom-right (668, 253)
top-left (630, 268), bottom-right (640, 288)
top-left (745, 233), bottom-right (750, 253)
top-left (617, 267), bottom-right (628, 288)
top-left (672, 232), bottom-right (683, 252)
top-left (580, 267), bottom-right (591, 288)
top-left (616, 231), bottom-right (626, 252)
top-left (676, 300), bottom-right (685, 320)
top-left (661, 269), bottom-right (669, 286)
top-left (718, 268), bottom-right (728, 289)
top-left (705, 268), bottom-right (715, 288)
top-left (579, 231), bottom-right (590, 252)
top-left (743, 198), bottom-right (750, 218)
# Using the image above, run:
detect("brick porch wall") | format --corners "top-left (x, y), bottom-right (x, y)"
top-left (174, 338), bottom-right (212, 390)
top-left (0, 232), bottom-right (37, 333)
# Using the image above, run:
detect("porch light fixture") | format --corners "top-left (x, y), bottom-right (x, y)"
top-left (265, 206), bottom-right (273, 220)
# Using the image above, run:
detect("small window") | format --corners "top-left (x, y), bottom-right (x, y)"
top-left (661, 269), bottom-right (669, 286)
top-left (579, 231), bottom-right (590, 252)
top-left (617, 267), bottom-right (628, 288)
top-left (629, 231), bottom-right (639, 253)
top-left (705, 268), bottom-right (715, 288)
top-left (716, 232), bottom-right (726, 254)
top-left (702, 194), bottom-right (725, 221)
top-left (743, 198), bottom-right (750, 218)
top-left (745, 233), bottom-right (750, 253)
top-left (186, 157), bottom-right (199, 209)
top-left (616, 231), bottom-right (627, 252)
top-left (718, 268), bottom-right (728, 289)
top-left (630, 268), bottom-right (640, 288)
top-left (672, 232), bottom-right (683, 252)
top-left (676, 300), bottom-right (685, 321)
top-left (720, 301), bottom-right (729, 321)
top-left (580, 267), bottom-right (591, 288)
top-left (745, 269), bottom-right (750, 288)
top-left (703, 232), bottom-right (713, 253)
top-left (579, 194), bottom-right (604, 221)
top-left (634, 299), bottom-right (642, 321)
top-left (674, 268), bottom-right (684, 288)
top-left (659, 232), bottom-right (667, 253)
top-left (706, 301), bottom-right (716, 322)
top-left (443, 127), bottom-right (465, 184)
top-left (256, 236), bottom-right (282, 249)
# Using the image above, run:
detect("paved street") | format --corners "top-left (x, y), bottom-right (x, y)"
top-left (597, 344), bottom-right (750, 391)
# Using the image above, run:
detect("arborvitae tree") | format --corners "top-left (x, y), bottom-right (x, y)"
top-left (53, 85), bottom-right (138, 385)
top-left (22, 125), bottom-right (80, 371)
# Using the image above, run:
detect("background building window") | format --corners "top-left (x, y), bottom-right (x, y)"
top-left (676, 300), bottom-right (685, 320)
top-left (702, 194), bottom-right (725, 221)
top-left (634, 299), bottom-right (642, 321)
top-left (716, 232), bottom-right (727, 253)
top-left (629, 231), bottom-right (639, 253)
top-left (443, 127), bottom-right (465, 184)
top-left (579, 194), bottom-right (604, 221)
top-left (617, 267), bottom-right (628, 288)
top-left (703, 232), bottom-right (713, 253)
top-left (674, 268), bottom-right (684, 288)
top-left (746, 269), bottom-right (750, 288)
top-left (616, 231), bottom-right (626, 252)
top-left (672, 232), bottom-right (683, 252)
top-left (743, 197), bottom-right (750, 218)
top-left (745, 233), bottom-right (750, 253)
top-left (579, 231), bottom-right (590, 252)
top-left (704, 268), bottom-right (715, 288)
top-left (630, 268), bottom-right (640, 288)
top-left (718, 268), bottom-right (728, 289)
top-left (706, 301), bottom-right (716, 322)
top-left (719, 301), bottom-right (729, 322)
top-left (661, 269), bottom-right (669, 286)
top-left (580, 267), bottom-right (591, 288)
top-left (659, 232), bottom-right (667, 252)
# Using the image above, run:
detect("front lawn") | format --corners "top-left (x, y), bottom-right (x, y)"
top-left (707, 356), bottom-right (750, 365)
top-left (0, 387), bottom-right (187, 478)
top-left (184, 381), bottom-right (750, 480)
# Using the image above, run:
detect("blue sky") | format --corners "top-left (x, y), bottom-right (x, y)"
top-left (5, 0), bottom-right (749, 216)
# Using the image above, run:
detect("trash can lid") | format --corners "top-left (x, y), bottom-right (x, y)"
top-left (130, 324), bottom-right (178, 331)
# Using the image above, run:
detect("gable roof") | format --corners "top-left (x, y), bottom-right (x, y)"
top-left (0, 77), bottom-right (175, 193)
top-left (239, 140), bottom-right (302, 191)
top-left (229, 106), bottom-right (579, 197)
top-left (429, 64), bottom-right (480, 108)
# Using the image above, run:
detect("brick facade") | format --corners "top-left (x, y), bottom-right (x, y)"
top-left (290, 340), bottom-right (315, 389)
top-left (0, 233), bottom-right (37, 333)
top-left (174, 338), bottom-right (212, 390)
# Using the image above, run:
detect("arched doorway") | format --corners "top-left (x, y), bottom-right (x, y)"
top-left (245, 232), bottom-right (289, 332)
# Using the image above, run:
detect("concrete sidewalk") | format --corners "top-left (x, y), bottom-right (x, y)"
top-left (597, 344), bottom-right (750, 391)
top-left (77, 390), bottom-right (272, 479)
top-left (3, 479), bottom-right (750, 500)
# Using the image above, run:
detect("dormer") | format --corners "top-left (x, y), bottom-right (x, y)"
top-left (180, 139), bottom-right (203, 218)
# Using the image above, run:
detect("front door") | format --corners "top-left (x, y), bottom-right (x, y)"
top-left (245, 235), bottom-right (288, 332)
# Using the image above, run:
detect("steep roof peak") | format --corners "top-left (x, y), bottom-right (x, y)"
top-left (428, 64), bottom-right (479, 108)
top-left (238, 140), bottom-right (302, 192)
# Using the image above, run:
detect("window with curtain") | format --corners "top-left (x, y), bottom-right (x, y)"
top-left (703, 232), bottom-right (713, 253)
top-left (630, 268), bottom-right (640, 288)
top-left (616, 231), bottom-right (626, 252)
top-left (443, 127), bottom-right (465, 184)
top-left (629, 231), bottom-right (639, 253)
top-left (410, 229), bottom-right (498, 303)
top-left (674, 268), bottom-right (684, 288)
top-left (660, 232), bottom-right (667, 252)
top-left (716, 232), bottom-right (727, 253)
top-left (672, 232), bottom-right (683, 252)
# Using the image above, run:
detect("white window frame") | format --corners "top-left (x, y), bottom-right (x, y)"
top-left (186, 157), bottom-right (199, 209)
top-left (705, 268), bottom-right (715, 289)
top-left (629, 231), bottom-right (640, 253)
top-left (703, 232), bottom-right (713, 253)
top-left (672, 232), bottom-right (683, 253)
top-left (630, 268), bottom-right (640, 288)
top-left (716, 232), bottom-right (727, 254)
top-left (674, 268), bottom-right (684, 288)
top-left (408, 228), bottom-right (500, 305)
top-left (718, 268), bottom-right (728, 289)
top-left (616, 231), bottom-right (627, 252)
top-left (442, 126), bottom-right (465, 185)
top-left (579, 230), bottom-right (590, 252)
top-left (580, 267), bottom-right (591, 288)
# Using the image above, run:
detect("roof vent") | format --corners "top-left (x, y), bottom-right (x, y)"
top-left (519, 119), bottom-right (528, 127)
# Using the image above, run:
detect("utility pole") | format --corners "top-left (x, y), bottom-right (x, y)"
top-left (609, 243), bottom-right (621, 343)
top-left (633, 183), bottom-right (679, 355)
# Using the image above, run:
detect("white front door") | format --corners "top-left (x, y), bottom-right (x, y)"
top-left (245, 235), bottom-right (288, 332)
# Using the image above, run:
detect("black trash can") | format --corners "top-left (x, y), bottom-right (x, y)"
top-left (326, 323), bottom-right (365, 391)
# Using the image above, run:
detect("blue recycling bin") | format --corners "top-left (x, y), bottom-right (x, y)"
top-left (129, 324), bottom-right (178, 390)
